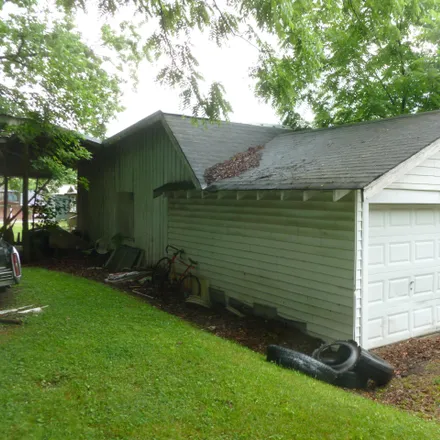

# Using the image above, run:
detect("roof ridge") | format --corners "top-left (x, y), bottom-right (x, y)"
top-left (272, 109), bottom-right (440, 140)
top-left (162, 112), bottom-right (289, 131)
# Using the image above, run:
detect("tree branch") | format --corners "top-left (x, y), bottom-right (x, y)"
top-left (371, 70), bottom-right (397, 107)
top-left (211, 0), bottom-right (259, 51)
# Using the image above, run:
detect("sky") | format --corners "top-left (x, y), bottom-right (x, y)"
top-left (76, 5), bottom-right (285, 137)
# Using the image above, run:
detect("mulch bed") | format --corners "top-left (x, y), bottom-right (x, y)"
top-left (24, 256), bottom-right (440, 421)
top-left (362, 335), bottom-right (440, 420)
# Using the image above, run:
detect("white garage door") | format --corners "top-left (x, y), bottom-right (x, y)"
top-left (367, 205), bottom-right (440, 348)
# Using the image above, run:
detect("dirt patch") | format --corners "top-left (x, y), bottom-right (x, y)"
top-left (374, 335), bottom-right (440, 378)
top-left (0, 287), bottom-right (18, 310)
top-left (204, 145), bottom-right (264, 185)
top-left (358, 335), bottom-right (440, 420)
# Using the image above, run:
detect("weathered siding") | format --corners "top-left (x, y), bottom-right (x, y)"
top-left (78, 122), bottom-right (193, 264)
top-left (388, 150), bottom-right (440, 191)
top-left (168, 191), bottom-right (356, 342)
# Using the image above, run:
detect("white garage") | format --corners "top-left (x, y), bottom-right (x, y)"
top-left (367, 205), bottom-right (440, 347)
top-left (80, 108), bottom-right (440, 349)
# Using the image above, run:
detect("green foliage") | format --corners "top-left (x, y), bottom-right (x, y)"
top-left (32, 191), bottom-right (69, 228)
top-left (1, 269), bottom-right (439, 439)
top-left (97, 0), bottom-right (235, 120)
top-left (5, 0), bottom-right (440, 135)
top-left (251, 0), bottom-right (440, 127)
top-left (57, 1), bottom-right (440, 128)
top-left (0, 0), bottom-right (123, 179)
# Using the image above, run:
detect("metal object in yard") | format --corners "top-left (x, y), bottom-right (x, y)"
top-left (0, 238), bottom-right (21, 289)
top-left (105, 245), bottom-right (143, 272)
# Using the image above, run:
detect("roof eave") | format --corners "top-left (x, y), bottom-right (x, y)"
top-left (363, 136), bottom-right (440, 200)
top-left (104, 110), bottom-right (164, 146)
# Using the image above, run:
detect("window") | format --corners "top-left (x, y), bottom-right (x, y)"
top-left (117, 192), bottom-right (134, 239)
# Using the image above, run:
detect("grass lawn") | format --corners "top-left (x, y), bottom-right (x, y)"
top-left (0, 270), bottom-right (438, 439)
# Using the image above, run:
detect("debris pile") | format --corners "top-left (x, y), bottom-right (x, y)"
top-left (0, 304), bottom-right (48, 325)
top-left (204, 145), bottom-right (264, 184)
top-left (105, 271), bottom-right (151, 284)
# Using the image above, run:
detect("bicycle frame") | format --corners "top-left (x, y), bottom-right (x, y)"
top-left (166, 245), bottom-right (197, 282)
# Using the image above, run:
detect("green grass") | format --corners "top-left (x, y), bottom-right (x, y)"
top-left (0, 269), bottom-right (438, 440)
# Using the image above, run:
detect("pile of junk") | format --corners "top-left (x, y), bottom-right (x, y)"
top-left (267, 340), bottom-right (393, 389)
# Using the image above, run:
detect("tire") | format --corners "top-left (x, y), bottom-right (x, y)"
top-left (355, 348), bottom-right (394, 387)
top-left (266, 345), bottom-right (338, 384)
top-left (312, 340), bottom-right (360, 373)
top-left (152, 257), bottom-right (171, 287)
top-left (180, 274), bottom-right (201, 299)
top-left (334, 371), bottom-right (368, 389)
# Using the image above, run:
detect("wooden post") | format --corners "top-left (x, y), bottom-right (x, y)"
top-left (3, 176), bottom-right (8, 227)
top-left (22, 145), bottom-right (30, 262)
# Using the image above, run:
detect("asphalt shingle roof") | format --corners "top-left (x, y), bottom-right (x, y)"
top-left (162, 114), bottom-right (289, 188)
top-left (104, 110), bottom-right (440, 191)
top-left (207, 111), bottom-right (440, 191)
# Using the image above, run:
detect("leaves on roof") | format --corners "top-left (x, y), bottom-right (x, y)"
top-left (204, 145), bottom-right (264, 185)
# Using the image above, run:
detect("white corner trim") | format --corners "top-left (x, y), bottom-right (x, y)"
top-left (364, 137), bottom-right (440, 200)
top-left (360, 197), bottom-right (369, 348)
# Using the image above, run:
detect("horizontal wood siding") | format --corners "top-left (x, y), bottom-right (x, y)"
top-left (78, 122), bottom-right (193, 264)
top-left (168, 191), bottom-right (356, 341)
top-left (388, 151), bottom-right (440, 191)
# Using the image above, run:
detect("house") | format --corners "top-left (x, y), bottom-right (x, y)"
top-left (53, 185), bottom-right (77, 221)
top-left (78, 110), bottom-right (440, 349)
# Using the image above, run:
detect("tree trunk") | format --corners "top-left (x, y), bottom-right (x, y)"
top-left (22, 145), bottom-right (30, 262)
top-left (3, 176), bottom-right (8, 227)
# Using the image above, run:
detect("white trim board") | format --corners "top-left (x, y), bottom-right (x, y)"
top-left (364, 138), bottom-right (440, 200)
top-left (368, 189), bottom-right (440, 204)
top-left (360, 199), bottom-right (369, 348)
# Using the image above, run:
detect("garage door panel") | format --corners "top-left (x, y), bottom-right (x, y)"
top-left (414, 273), bottom-right (435, 297)
top-left (413, 306), bottom-right (435, 331)
top-left (368, 205), bottom-right (440, 348)
top-left (368, 225), bottom-right (440, 238)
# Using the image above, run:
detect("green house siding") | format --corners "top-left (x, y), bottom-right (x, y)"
top-left (168, 191), bottom-right (356, 342)
top-left (78, 122), bottom-right (193, 264)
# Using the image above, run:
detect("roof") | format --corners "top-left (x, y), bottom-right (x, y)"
top-left (104, 111), bottom-right (289, 188)
top-left (162, 114), bottom-right (288, 187)
top-left (208, 110), bottom-right (440, 191)
top-left (101, 109), bottom-right (440, 191)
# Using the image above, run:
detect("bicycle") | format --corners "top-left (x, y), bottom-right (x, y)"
top-left (152, 245), bottom-right (201, 298)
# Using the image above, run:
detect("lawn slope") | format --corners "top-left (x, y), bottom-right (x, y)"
top-left (0, 269), bottom-right (438, 440)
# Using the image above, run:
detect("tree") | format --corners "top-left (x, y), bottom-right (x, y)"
top-left (252, 0), bottom-right (440, 127)
top-left (1, 0), bottom-right (124, 258)
top-left (56, 1), bottom-right (440, 129)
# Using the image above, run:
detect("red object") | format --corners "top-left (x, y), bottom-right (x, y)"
top-left (12, 251), bottom-right (21, 277)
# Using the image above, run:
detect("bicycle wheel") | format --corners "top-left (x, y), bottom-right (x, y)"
top-left (180, 273), bottom-right (201, 299)
top-left (152, 257), bottom-right (171, 288)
